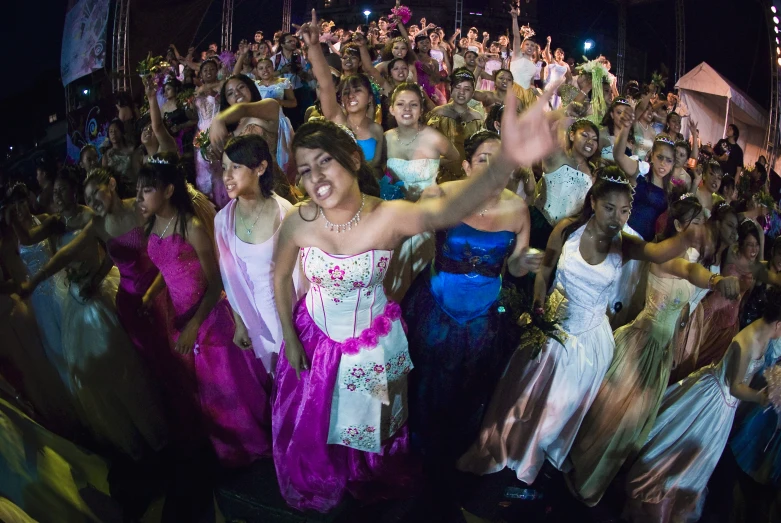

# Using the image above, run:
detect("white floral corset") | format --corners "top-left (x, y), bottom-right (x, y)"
top-left (301, 247), bottom-right (393, 342)
top-left (535, 165), bottom-right (593, 226)
top-left (386, 158), bottom-right (440, 201)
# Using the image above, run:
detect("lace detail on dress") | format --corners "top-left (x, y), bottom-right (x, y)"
top-left (535, 165), bottom-right (593, 226)
top-left (386, 158), bottom-right (440, 200)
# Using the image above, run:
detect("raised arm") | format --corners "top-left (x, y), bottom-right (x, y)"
top-left (12, 214), bottom-right (63, 246)
top-left (613, 118), bottom-right (643, 184)
top-left (298, 11), bottom-right (343, 124)
top-left (622, 224), bottom-right (700, 264)
top-left (389, 88), bottom-right (558, 238)
top-left (353, 33), bottom-right (392, 94)
top-left (144, 78), bottom-right (177, 153)
top-left (659, 257), bottom-right (740, 299)
top-left (511, 7), bottom-right (521, 58)
top-left (233, 43), bottom-right (249, 75)
top-left (23, 221), bottom-right (97, 294)
top-left (210, 98), bottom-right (281, 151)
top-left (689, 119), bottom-right (700, 158)
top-left (542, 36), bottom-right (553, 64)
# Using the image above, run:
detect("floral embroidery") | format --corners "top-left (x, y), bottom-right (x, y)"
top-left (329, 266), bottom-right (345, 280)
top-left (343, 361), bottom-right (388, 397)
top-left (301, 248), bottom-right (392, 305)
top-left (353, 281), bottom-right (365, 288)
top-left (338, 425), bottom-right (379, 451)
top-left (377, 256), bottom-right (389, 270)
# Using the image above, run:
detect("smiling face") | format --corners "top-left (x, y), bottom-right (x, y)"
top-left (84, 180), bottom-right (114, 217)
top-left (222, 152), bottom-right (266, 200)
top-left (451, 80), bottom-right (474, 106)
top-left (296, 147), bottom-right (359, 207)
top-left (341, 84), bottom-right (370, 114)
top-left (416, 38), bottom-right (431, 54)
top-left (340, 51), bottom-right (358, 73)
top-left (390, 90), bottom-right (422, 127)
top-left (740, 233), bottom-right (760, 261)
top-left (392, 41), bottom-right (408, 59)
top-left (225, 78), bottom-right (253, 106)
top-left (522, 40), bottom-right (535, 57)
top-left (570, 125), bottom-right (598, 159)
top-left (200, 61), bottom-right (218, 83)
top-left (257, 60), bottom-right (274, 81)
top-left (592, 191), bottom-right (632, 235)
top-left (141, 124), bottom-right (158, 149)
top-left (464, 51), bottom-right (477, 67)
top-left (494, 70), bottom-right (512, 92)
top-left (498, 35), bottom-right (508, 47)
top-left (390, 61), bottom-right (409, 83)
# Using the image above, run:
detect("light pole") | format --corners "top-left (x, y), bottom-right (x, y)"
top-left (363, 10), bottom-right (371, 25)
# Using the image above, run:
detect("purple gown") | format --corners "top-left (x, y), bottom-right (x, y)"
top-left (147, 233), bottom-right (271, 467)
top-left (107, 227), bottom-right (202, 441)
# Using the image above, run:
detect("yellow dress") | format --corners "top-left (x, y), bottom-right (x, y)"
top-left (425, 113), bottom-right (484, 182)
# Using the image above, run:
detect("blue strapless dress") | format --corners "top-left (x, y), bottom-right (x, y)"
top-left (730, 341), bottom-right (781, 486)
top-left (628, 176), bottom-right (668, 241)
top-left (402, 222), bottom-right (516, 465)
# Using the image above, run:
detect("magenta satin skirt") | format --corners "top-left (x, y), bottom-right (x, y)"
top-left (184, 298), bottom-right (272, 467)
top-left (272, 299), bottom-right (417, 513)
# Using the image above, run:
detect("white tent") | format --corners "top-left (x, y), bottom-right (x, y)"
top-left (675, 62), bottom-right (769, 169)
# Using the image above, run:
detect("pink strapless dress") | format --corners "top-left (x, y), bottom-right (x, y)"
top-left (107, 227), bottom-right (202, 441)
top-left (148, 233), bottom-right (272, 467)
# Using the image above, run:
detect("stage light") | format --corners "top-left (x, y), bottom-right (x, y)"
top-left (363, 10), bottom-right (371, 24)
top-left (775, 26), bottom-right (779, 33)
top-left (8, 146), bottom-right (12, 151)
top-left (773, 6), bottom-right (777, 13)
top-left (777, 47), bottom-right (780, 55)
top-left (774, 16), bottom-right (779, 24)
top-left (82, 88), bottom-right (89, 95)
top-left (777, 37), bottom-right (780, 44)
top-left (584, 40), bottom-right (595, 52)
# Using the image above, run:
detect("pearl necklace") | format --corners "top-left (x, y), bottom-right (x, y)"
top-left (320, 194), bottom-right (366, 233)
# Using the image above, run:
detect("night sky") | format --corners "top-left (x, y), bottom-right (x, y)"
top-left (0, 0), bottom-right (771, 126)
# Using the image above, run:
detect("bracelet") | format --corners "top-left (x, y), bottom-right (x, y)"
top-left (708, 273), bottom-right (720, 291)
top-left (580, 89), bottom-right (589, 97)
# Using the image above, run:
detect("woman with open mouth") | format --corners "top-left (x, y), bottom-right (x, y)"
top-left (270, 42), bottom-right (560, 510)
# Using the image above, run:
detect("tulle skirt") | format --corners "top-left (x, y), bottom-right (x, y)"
top-left (61, 268), bottom-right (168, 458)
top-left (272, 300), bottom-right (417, 513)
top-left (457, 314), bottom-right (614, 485)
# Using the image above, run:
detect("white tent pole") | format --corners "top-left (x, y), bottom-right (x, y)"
top-left (723, 98), bottom-right (730, 139)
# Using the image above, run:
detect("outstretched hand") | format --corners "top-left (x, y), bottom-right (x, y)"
top-left (300, 9), bottom-right (321, 47)
top-left (498, 80), bottom-right (562, 167)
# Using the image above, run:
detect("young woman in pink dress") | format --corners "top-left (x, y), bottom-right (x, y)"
top-left (215, 134), bottom-right (306, 374)
top-left (271, 15), bottom-right (559, 511)
top-left (137, 157), bottom-right (271, 467)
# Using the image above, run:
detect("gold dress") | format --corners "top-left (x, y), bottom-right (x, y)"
top-left (425, 112), bottom-right (484, 182)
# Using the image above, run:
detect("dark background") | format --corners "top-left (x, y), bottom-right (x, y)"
top-left (0, 0), bottom-right (772, 161)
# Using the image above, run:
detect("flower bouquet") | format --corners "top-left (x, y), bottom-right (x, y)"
top-left (765, 364), bottom-right (781, 413)
top-left (577, 58), bottom-right (609, 125)
top-left (193, 129), bottom-right (211, 161)
top-left (498, 282), bottom-right (567, 360)
top-left (137, 53), bottom-right (171, 78)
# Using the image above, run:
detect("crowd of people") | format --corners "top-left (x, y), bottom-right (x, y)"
top-left (2, 2), bottom-right (781, 522)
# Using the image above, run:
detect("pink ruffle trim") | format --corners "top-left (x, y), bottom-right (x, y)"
top-left (339, 301), bottom-right (405, 356)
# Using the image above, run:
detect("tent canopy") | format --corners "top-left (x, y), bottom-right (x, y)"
top-left (675, 62), bottom-right (768, 169)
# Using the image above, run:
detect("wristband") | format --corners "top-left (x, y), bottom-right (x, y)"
top-left (708, 273), bottom-right (720, 291)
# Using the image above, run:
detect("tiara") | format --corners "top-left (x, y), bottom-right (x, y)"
top-left (452, 70), bottom-right (476, 84)
top-left (654, 135), bottom-right (675, 147)
top-left (568, 118), bottom-right (594, 134)
top-left (599, 173), bottom-right (631, 186)
top-left (679, 192), bottom-right (697, 201)
top-left (613, 97), bottom-right (632, 107)
top-left (148, 155), bottom-right (175, 165)
top-left (334, 123), bottom-right (358, 144)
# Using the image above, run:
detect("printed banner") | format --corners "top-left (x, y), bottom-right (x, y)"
top-left (65, 100), bottom-right (114, 164)
top-left (61, 0), bottom-right (110, 86)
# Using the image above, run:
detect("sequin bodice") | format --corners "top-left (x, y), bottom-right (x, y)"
top-left (107, 227), bottom-right (158, 297)
top-left (147, 234), bottom-right (206, 323)
top-left (634, 272), bottom-right (694, 346)
top-left (535, 165), bottom-right (593, 226)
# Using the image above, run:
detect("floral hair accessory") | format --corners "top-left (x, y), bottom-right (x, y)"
top-left (577, 58), bottom-right (610, 125)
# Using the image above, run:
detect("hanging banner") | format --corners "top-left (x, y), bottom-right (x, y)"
top-left (61, 0), bottom-right (110, 86)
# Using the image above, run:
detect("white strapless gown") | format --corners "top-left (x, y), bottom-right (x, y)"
top-left (385, 158), bottom-right (441, 302)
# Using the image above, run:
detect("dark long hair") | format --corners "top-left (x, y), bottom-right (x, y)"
top-left (705, 201), bottom-right (738, 267)
top-left (219, 74), bottom-right (262, 112)
top-left (661, 193), bottom-right (702, 241)
top-left (381, 37), bottom-right (414, 64)
top-left (223, 134), bottom-right (276, 199)
top-left (600, 98), bottom-right (632, 137)
top-left (738, 219), bottom-right (761, 250)
top-left (291, 120), bottom-right (380, 198)
top-left (561, 166), bottom-right (633, 243)
top-left (464, 130), bottom-right (500, 163)
top-left (138, 153), bottom-right (195, 239)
